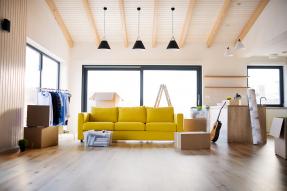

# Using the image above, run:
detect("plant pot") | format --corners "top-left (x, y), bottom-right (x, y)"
top-left (19, 146), bottom-right (26, 152)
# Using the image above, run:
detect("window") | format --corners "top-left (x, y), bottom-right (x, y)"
top-left (143, 70), bottom-right (198, 116)
top-left (42, 55), bottom-right (60, 89)
top-left (25, 44), bottom-right (60, 105)
top-left (25, 46), bottom-right (41, 105)
top-left (247, 66), bottom-right (284, 107)
top-left (86, 70), bottom-right (140, 111)
top-left (82, 65), bottom-right (202, 116)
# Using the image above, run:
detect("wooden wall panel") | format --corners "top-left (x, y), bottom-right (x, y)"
top-left (0, 0), bottom-right (27, 152)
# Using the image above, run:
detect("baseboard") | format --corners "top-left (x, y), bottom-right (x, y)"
top-left (0, 146), bottom-right (19, 154)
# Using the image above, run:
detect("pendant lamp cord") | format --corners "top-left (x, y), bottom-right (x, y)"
top-left (137, 7), bottom-right (140, 40)
top-left (103, 7), bottom-right (107, 40)
top-left (171, 7), bottom-right (175, 40)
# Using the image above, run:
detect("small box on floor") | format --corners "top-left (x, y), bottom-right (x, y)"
top-left (24, 127), bottom-right (58, 149)
top-left (175, 132), bottom-right (210, 150)
top-left (270, 117), bottom-right (287, 159)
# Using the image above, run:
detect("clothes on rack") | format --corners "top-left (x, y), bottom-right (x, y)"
top-left (37, 89), bottom-right (71, 126)
top-left (50, 92), bottom-right (62, 126)
top-left (37, 91), bottom-right (54, 126)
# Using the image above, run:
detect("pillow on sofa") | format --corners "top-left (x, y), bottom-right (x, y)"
top-left (118, 107), bottom-right (146, 123)
top-left (91, 107), bottom-right (118, 122)
top-left (146, 107), bottom-right (174, 123)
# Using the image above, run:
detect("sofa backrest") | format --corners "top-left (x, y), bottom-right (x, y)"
top-left (146, 107), bottom-right (174, 123)
top-left (91, 107), bottom-right (118, 122)
top-left (118, 107), bottom-right (146, 123)
top-left (90, 106), bottom-right (174, 123)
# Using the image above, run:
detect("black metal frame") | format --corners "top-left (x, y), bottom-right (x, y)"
top-left (82, 65), bottom-right (202, 112)
top-left (26, 43), bottom-right (61, 89)
top-left (247, 65), bottom-right (284, 107)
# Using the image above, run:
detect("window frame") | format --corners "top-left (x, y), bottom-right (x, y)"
top-left (82, 65), bottom-right (202, 112)
top-left (247, 65), bottom-right (284, 107)
top-left (26, 43), bottom-right (60, 89)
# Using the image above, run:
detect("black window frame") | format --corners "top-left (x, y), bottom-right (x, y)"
top-left (247, 65), bottom-right (284, 107)
top-left (82, 65), bottom-right (202, 112)
top-left (26, 43), bottom-right (60, 89)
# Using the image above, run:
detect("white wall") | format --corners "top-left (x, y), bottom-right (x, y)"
top-left (68, 42), bottom-right (287, 136)
top-left (27, 0), bottom-right (70, 89)
top-left (0, 0), bottom-right (27, 152)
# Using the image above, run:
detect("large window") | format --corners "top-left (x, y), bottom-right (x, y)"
top-left (247, 66), bottom-right (284, 107)
top-left (144, 70), bottom-right (198, 115)
top-left (82, 65), bottom-right (202, 117)
top-left (25, 44), bottom-right (60, 106)
top-left (86, 70), bottom-right (140, 111)
top-left (42, 55), bottom-right (60, 89)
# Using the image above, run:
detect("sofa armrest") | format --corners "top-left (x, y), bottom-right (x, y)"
top-left (175, 113), bottom-right (184, 132)
top-left (78, 113), bottom-right (90, 140)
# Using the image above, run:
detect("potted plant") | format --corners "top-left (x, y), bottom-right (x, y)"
top-left (18, 139), bottom-right (28, 152)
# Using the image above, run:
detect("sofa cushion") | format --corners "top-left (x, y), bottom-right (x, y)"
top-left (118, 107), bottom-right (146, 123)
top-left (146, 122), bottom-right (176, 132)
top-left (83, 122), bottom-right (114, 131)
top-left (115, 122), bottom-right (145, 131)
top-left (91, 107), bottom-right (118, 122)
top-left (146, 107), bottom-right (174, 123)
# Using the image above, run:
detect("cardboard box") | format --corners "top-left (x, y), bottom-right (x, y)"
top-left (89, 92), bottom-right (121, 107)
top-left (27, 105), bottom-right (50, 127)
top-left (24, 127), bottom-right (58, 149)
top-left (175, 132), bottom-right (210, 150)
top-left (184, 118), bottom-right (207, 132)
top-left (270, 118), bottom-right (287, 159)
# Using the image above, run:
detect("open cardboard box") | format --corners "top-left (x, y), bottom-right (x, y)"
top-left (270, 118), bottom-right (287, 159)
top-left (89, 92), bottom-right (122, 107)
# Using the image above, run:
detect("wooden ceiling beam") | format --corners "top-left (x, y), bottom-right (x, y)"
top-left (179, 0), bottom-right (197, 48)
top-left (206, 0), bottom-right (231, 48)
top-left (82, 0), bottom-right (100, 45)
top-left (151, 0), bottom-right (159, 48)
top-left (45, 0), bottom-right (74, 48)
top-left (235, 0), bottom-right (269, 43)
top-left (119, 0), bottom-right (129, 48)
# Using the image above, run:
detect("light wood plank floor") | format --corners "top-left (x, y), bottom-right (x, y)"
top-left (0, 135), bottom-right (286, 191)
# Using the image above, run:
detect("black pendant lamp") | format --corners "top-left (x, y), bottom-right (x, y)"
top-left (98, 7), bottom-right (111, 49)
top-left (167, 7), bottom-right (179, 50)
top-left (133, 7), bottom-right (145, 50)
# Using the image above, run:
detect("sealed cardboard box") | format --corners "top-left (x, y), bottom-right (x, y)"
top-left (175, 132), bottom-right (210, 150)
top-left (270, 117), bottom-right (287, 159)
top-left (184, 118), bottom-right (207, 132)
top-left (24, 127), bottom-right (58, 149)
top-left (27, 105), bottom-right (50, 127)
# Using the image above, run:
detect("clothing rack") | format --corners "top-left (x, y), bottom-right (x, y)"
top-left (38, 88), bottom-right (71, 96)
top-left (37, 87), bottom-right (71, 129)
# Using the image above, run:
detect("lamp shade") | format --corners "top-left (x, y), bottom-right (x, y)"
top-left (132, 40), bottom-right (145, 49)
top-left (167, 39), bottom-right (179, 49)
top-left (224, 47), bottom-right (233, 57)
top-left (98, 40), bottom-right (111, 49)
top-left (234, 39), bottom-right (245, 50)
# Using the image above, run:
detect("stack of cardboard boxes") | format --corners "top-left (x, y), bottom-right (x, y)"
top-left (24, 105), bottom-right (58, 149)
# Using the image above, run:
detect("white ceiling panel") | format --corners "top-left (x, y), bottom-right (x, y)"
top-left (52, 0), bottom-right (264, 47)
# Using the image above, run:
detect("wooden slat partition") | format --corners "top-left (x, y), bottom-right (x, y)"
top-left (0, 0), bottom-right (27, 152)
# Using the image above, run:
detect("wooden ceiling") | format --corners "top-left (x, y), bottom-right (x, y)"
top-left (45, 0), bottom-right (269, 48)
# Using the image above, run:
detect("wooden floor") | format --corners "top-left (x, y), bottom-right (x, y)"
top-left (0, 135), bottom-right (286, 191)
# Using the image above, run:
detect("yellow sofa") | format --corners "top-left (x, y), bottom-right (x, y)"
top-left (78, 106), bottom-right (183, 141)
